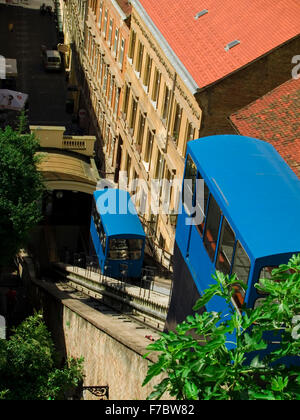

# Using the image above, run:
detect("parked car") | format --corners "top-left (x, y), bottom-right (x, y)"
top-left (42, 50), bottom-right (62, 71)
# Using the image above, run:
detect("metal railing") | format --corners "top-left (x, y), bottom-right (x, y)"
top-left (138, 215), bottom-right (173, 274)
top-left (61, 252), bottom-right (169, 302)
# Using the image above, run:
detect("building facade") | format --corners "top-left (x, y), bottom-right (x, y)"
top-left (61, 0), bottom-right (202, 253)
top-left (118, 1), bottom-right (201, 252)
top-left (60, 0), bottom-right (300, 255)
top-left (61, 0), bottom-right (131, 178)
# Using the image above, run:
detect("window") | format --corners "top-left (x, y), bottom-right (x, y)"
top-left (98, 2), bottom-right (103, 29)
top-left (232, 242), bottom-right (251, 285)
top-left (172, 102), bottom-right (182, 144)
top-left (186, 121), bottom-right (195, 142)
top-left (113, 28), bottom-right (119, 56)
top-left (126, 153), bottom-right (131, 180)
top-left (162, 168), bottom-right (173, 209)
top-left (103, 65), bottom-right (108, 94)
top-left (119, 38), bottom-right (125, 68)
top-left (128, 30), bottom-right (136, 61)
top-left (151, 68), bottom-right (161, 104)
top-left (90, 39), bottom-right (95, 62)
top-left (216, 217), bottom-right (235, 275)
top-left (114, 87), bottom-right (121, 116)
top-left (108, 18), bottom-right (113, 45)
top-left (129, 97), bottom-right (138, 132)
top-left (183, 155), bottom-right (197, 215)
top-left (143, 54), bottom-right (152, 91)
top-left (140, 188), bottom-right (147, 215)
top-left (86, 32), bottom-right (91, 53)
top-left (183, 122), bottom-right (195, 157)
top-left (196, 175), bottom-right (209, 236)
top-left (135, 41), bottom-right (144, 75)
top-left (159, 234), bottom-right (166, 250)
top-left (80, 0), bottom-right (86, 20)
top-left (108, 238), bottom-right (143, 261)
top-left (98, 56), bottom-right (104, 85)
top-left (203, 195), bottom-right (222, 262)
top-left (144, 129), bottom-right (154, 164)
top-left (48, 57), bottom-right (61, 63)
top-left (231, 242), bottom-right (251, 309)
top-left (257, 266), bottom-right (276, 297)
top-left (155, 150), bottom-right (165, 179)
top-left (92, 201), bottom-right (106, 254)
top-left (91, 0), bottom-right (97, 13)
top-left (108, 76), bottom-right (114, 107)
top-left (162, 84), bottom-right (171, 123)
top-left (103, 9), bottom-right (108, 38)
top-left (136, 113), bottom-right (145, 146)
top-left (94, 47), bottom-right (99, 73)
top-left (99, 223), bottom-right (106, 254)
top-left (259, 266), bottom-right (275, 282)
top-left (122, 84), bottom-right (130, 117)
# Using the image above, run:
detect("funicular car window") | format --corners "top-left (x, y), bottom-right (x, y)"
top-left (108, 238), bottom-right (143, 260)
top-left (128, 239), bottom-right (144, 260)
top-left (231, 242), bottom-right (251, 309)
top-left (216, 217), bottom-right (235, 275)
top-left (99, 223), bottom-right (106, 253)
top-left (196, 172), bottom-right (210, 237)
top-left (203, 194), bottom-right (222, 262)
top-left (93, 200), bottom-right (106, 253)
top-left (253, 266), bottom-right (280, 308)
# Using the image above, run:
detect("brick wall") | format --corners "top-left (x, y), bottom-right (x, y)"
top-left (196, 36), bottom-right (300, 137)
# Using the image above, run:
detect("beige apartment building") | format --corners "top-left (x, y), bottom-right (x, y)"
top-left (60, 0), bottom-right (201, 254)
top-left (61, 0), bottom-right (131, 177)
top-left (119, 2), bottom-right (201, 252)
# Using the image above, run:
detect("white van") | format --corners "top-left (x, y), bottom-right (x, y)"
top-left (42, 50), bottom-right (62, 71)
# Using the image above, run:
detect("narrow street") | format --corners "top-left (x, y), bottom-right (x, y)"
top-left (0, 2), bottom-right (70, 125)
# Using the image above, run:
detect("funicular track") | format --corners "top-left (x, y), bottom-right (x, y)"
top-left (46, 262), bottom-right (171, 333)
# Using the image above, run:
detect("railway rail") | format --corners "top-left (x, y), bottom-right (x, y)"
top-left (48, 262), bottom-right (171, 332)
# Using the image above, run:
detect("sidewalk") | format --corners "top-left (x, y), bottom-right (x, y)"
top-left (0, 0), bottom-right (53, 10)
top-left (0, 3), bottom-right (70, 126)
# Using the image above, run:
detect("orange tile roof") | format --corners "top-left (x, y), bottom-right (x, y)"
top-left (136, 0), bottom-right (300, 89)
top-left (230, 77), bottom-right (300, 178)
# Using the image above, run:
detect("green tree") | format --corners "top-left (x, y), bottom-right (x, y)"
top-left (143, 255), bottom-right (300, 400)
top-left (0, 312), bottom-right (84, 400)
top-left (0, 113), bottom-right (44, 266)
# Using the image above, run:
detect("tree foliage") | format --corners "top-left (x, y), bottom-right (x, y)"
top-left (0, 113), bottom-right (44, 265)
top-left (143, 255), bottom-right (300, 400)
top-left (0, 312), bottom-right (84, 400)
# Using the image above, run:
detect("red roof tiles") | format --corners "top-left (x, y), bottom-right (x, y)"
top-left (230, 77), bottom-right (300, 178)
top-left (137, 0), bottom-right (300, 89)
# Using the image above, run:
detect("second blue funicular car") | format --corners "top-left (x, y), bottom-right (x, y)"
top-left (90, 188), bottom-right (146, 279)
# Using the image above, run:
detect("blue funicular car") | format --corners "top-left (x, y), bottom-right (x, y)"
top-left (90, 188), bottom-right (146, 279)
top-left (166, 135), bottom-right (300, 335)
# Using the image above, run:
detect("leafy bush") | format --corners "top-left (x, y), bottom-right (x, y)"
top-left (0, 113), bottom-right (44, 266)
top-left (143, 255), bottom-right (300, 400)
top-left (0, 312), bottom-right (84, 400)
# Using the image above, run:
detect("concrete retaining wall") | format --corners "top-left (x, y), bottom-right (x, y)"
top-left (19, 254), bottom-right (170, 400)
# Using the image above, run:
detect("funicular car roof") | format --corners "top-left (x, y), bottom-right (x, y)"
top-left (93, 189), bottom-right (146, 238)
top-left (188, 135), bottom-right (300, 261)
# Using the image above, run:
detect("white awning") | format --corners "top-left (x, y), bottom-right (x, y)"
top-left (0, 89), bottom-right (28, 111)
